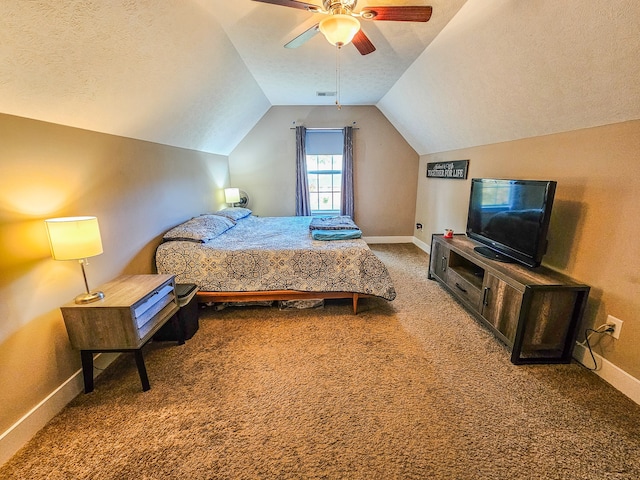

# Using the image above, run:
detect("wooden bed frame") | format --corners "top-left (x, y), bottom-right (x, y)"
top-left (196, 290), bottom-right (366, 314)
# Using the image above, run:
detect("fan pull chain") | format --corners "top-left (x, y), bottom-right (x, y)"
top-left (335, 45), bottom-right (342, 110)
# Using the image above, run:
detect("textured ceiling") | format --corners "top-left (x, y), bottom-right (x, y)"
top-left (1, 0), bottom-right (638, 158)
top-left (0, 1), bottom-right (271, 155)
top-left (207, 0), bottom-right (467, 105)
top-left (379, 0), bottom-right (640, 155)
top-left (0, 0), bottom-right (465, 155)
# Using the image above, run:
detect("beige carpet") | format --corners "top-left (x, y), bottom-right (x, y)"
top-left (2, 244), bottom-right (639, 479)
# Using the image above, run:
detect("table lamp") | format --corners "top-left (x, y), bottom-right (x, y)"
top-left (224, 188), bottom-right (241, 207)
top-left (45, 216), bottom-right (105, 304)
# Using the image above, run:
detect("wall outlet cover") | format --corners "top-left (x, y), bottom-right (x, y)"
top-left (607, 315), bottom-right (623, 340)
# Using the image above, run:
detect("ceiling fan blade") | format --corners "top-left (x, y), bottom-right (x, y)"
top-left (285, 23), bottom-right (320, 49)
top-left (352, 29), bottom-right (376, 55)
top-left (251, 0), bottom-right (319, 11)
top-left (361, 6), bottom-right (433, 22)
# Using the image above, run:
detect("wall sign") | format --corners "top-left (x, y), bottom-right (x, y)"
top-left (426, 160), bottom-right (469, 179)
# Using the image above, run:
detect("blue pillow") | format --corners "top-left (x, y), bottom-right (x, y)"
top-left (214, 207), bottom-right (252, 221)
top-left (163, 215), bottom-right (235, 243)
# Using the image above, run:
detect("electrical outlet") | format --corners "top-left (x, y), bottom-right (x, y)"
top-left (606, 315), bottom-right (623, 340)
top-left (416, 223), bottom-right (422, 230)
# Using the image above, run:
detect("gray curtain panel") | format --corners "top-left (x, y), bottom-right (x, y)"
top-left (341, 126), bottom-right (354, 218)
top-left (295, 126), bottom-right (311, 216)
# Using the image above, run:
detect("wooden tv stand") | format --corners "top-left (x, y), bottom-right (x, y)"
top-left (428, 234), bottom-right (589, 364)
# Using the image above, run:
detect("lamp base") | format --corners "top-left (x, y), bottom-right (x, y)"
top-left (75, 291), bottom-right (105, 304)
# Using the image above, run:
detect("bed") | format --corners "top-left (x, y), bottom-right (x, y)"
top-left (155, 209), bottom-right (396, 313)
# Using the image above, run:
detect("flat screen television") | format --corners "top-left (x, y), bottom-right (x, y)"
top-left (466, 178), bottom-right (557, 268)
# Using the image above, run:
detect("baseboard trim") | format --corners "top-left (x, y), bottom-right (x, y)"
top-left (363, 236), bottom-right (414, 244)
top-left (412, 237), bottom-right (430, 254)
top-left (0, 352), bottom-right (119, 466)
top-left (572, 343), bottom-right (640, 405)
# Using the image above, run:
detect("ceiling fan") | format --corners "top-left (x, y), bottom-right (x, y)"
top-left (252, 0), bottom-right (433, 55)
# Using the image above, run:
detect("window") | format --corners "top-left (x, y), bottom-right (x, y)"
top-left (305, 129), bottom-right (344, 216)
top-left (307, 154), bottom-right (342, 215)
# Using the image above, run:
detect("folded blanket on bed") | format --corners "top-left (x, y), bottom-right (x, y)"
top-left (311, 229), bottom-right (362, 241)
top-left (309, 216), bottom-right (359, 231)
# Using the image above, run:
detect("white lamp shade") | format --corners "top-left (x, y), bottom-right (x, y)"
top-left (45, 216), bottom-right (103, 260)
top-left (319, 14), bottom-right (360, 46)
top-left (224, 188), bottom-right (241, 204)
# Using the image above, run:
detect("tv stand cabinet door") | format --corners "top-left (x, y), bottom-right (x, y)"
top-left (429, 237), bottom-right (450, 283)
top-left (480, 273), bottom-right (522, 344)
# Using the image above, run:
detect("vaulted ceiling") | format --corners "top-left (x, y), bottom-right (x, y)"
top-left (1, 0), bottom-right (639, 157)
top-left (209, 0), bottom-right (467, 105)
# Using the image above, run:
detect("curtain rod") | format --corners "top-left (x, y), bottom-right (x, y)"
top-left (289, 126), bottom-right (360, 130)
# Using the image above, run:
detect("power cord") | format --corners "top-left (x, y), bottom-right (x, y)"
top-left (578, 323), bottom-right (615, 371)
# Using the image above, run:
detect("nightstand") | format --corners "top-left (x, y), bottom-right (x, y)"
top-left (60, 274), bottom-right (180, 393)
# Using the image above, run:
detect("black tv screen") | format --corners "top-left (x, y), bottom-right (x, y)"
top-left (466, 178), bottom-right (557, 267)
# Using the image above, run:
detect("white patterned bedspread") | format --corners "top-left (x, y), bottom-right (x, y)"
top-left (155, 216), bottom-right (396, 301)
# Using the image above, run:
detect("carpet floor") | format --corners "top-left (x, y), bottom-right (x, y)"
top-left (2, 244), bottom-right (639, 479)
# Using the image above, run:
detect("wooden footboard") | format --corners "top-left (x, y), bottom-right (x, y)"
top-left (196, 290), bottom-right (364, 314)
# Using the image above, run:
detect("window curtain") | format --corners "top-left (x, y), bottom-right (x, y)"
top-left (295, 126), bottom-right (311, 216)
top-left (341, 126), bottom-right (354, 218)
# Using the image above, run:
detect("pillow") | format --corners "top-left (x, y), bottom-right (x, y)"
top-left (163, 215), bottom-right (235, 243)
top-left (214, 207), bottom-right (252, 221)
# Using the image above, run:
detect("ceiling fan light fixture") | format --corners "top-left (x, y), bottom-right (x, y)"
top-left (318, 14), bottom-right (360, 47)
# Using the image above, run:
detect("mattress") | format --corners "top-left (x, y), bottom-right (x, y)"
top-left (155, 215), bottom-right (396, 301)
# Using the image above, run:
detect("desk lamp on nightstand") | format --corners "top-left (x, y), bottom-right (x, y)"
top-left (224, 187), bottom-right (241, 207)
top-left (45, 216), bottom-right (105, 304)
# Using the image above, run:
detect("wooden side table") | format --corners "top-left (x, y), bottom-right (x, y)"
top-left (60, 274), bottom-right (180, 393)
